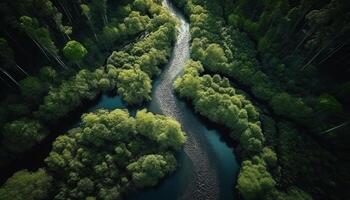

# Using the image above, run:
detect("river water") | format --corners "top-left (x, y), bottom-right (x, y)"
top-left (93, 1), bottom-right (239, 199)
top-left (0, 0), bottom-right (239, 199)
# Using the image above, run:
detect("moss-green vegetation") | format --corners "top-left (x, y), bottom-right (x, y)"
top-left (44, 109), bottom-right (185, 199)
top-left (173, 0), bottom-right (350, 199)
top-left (0, 169), bottom-right (52, 200)
top-left (0, 1), bottom-right (186, 198)
top-left (1, 0), bottom-right (177, 163)
top-left (1, 0), bottom-right (349, 199)
top-left (0, 109), bottom-right (186, 199)
top-left (174, 60), bottom-right (282, 198)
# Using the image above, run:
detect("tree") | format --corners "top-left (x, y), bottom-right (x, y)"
top-left (261, 147), bottom-right (277, 168)
top-left (135, 110), bottom-right (186, 150)
top-left (127, 154), bottom-right (176, 188)
top-left (63, 40), bottom-right (88, 66)
top-left (91, 0), bottom-right (108, 26)
top-left (20, 76), bottom-right (45, 103)
top-left (39, 66), bottom-right (57, 83)
top-left (117, 68), bottom-right (152, 105)
top-left (1, 119), bottom-right (45, 153)
top-left (81, 3), bottom-right (98, 41)
top-left (0, 38), bottom-right (28, 85)
top-left (124, 11), bottom-right (150, 35)
top-left (0, 169), bottom-right (52, 200)
top-left (318, 94), bottom-right (343, 114)
top-left (45, 108), bottom-right (185, 199)
top-left (237, 161), bottom-right (276, 200)
top-left (204, 43), bottom-right (228, 70)
top-left (270, 93), bottom-right (313, 126)
top-left (20, 16), bottom-right (66, 69)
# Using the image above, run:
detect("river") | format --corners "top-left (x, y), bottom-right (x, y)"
top-left (93, 0), bottom-right (239, 199)
top-left (0, 0), bottom-right (239, 199)
top-left (132, 0), bottom-right (239, 199)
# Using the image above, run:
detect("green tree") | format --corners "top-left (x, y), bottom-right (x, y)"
top-left (237, 160), bottom-right (276, 200)
top-left (45, 109), bottom-right (185, 199)
top-left (261, 147), bottom-right (277, 168)
top-left (135, 110), bottom-right (186, 150)
top-left (0, 169), bottom-right (52, 200)
top-left (318, 94), bottom-right (343, 114)
top-left (20, 76), bottom-right (45, 103)
top-left (63, 40), bottom-right (88, 66)
top-left (127, 154), bottom-right (176, 187)
top-left (117, 68), bottom-right (152, 105)
top-left (1, 119), bottom-right (45, 153)
top-left (204, 43), bottom-right (228, 68)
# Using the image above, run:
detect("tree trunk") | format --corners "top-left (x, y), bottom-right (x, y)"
top-left (0, 68), bottom-right (20, 86)
top-left (321, 121), bottom-right (350, 135)
top-left (15, 64), bottom-right (29, 76)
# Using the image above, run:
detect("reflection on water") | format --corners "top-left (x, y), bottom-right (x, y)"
top-left (0, 1), bottom-right (239, 198)
top-left (130, 0), bottom-right (239, 199)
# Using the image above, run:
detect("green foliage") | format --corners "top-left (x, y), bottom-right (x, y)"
top-left (277, 122), bottom-right (344, 197)
top-left (63, 40), bottom-right (88, 63)
top-left (39, 66), bottom-right (57, 83)
top-left (268, 186), bottom-right (312, 200)
top-left (124, 11), bottom-right (150, 35)
top-left (117, 68), bottom-right (152, 105)
top-left (270, 93), bottom-right (313, 124)
top-left (174, 60), bottom-right (264, 153)
top-left (0, 169), bottom-right (52, 200)
top-left (1, 119), bottom-right (45, 153)
top-left (237, 160), bottom-right (276, 200)
top-left (20, 16), bottom-right (58, 55)
top-left (19, 76), bottom-right (46, 102)
top-left (45, 109), bottom-right (185, 199)
top-left (37, 69), bottom-right (106, 121)
top-left (317, 94), bottom-right (343, 114)
top-left (260, 147), bottom-right (277, 168)
top-left (0, 38), bottom-right (14, 68)
top-left (127, 153), bottom-right (176, 187)
top-left (135, 110), bottom-right (186, 150)
top-left (203, 43), bottom-right (228, 70)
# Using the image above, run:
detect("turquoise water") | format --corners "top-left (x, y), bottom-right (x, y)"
top-left (88, 95), bottom-right (126, 111)
top-left (0, 1), bottom-right (239, 197)
top-left (72, 0), bottom-right (239, 199)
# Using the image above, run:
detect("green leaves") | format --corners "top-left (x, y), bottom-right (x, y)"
top-left (44, 109), bottom-right (185, 199)
top-left (175, 60), bottom-right (264, 153)
top-left (1, 119), bottom-right (45, 153)
top-left (117, 68), bottom-right (152, 105)
top-left (0, 169), bottom-right (52, 200)
top-left (63, 40), bottom-right (88, 62)
top-left (237, 160), bottom-right (276, 200)
top-left (20, 76), bottom-right (46, 103)
top-left (127, 153), bottom-right (176, 187)
top-left (136, 110), bottom-right (186, 150)
top-left (204, 43), bottom-right (228, 68)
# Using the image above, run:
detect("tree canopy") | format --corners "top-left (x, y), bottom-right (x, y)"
top-left (44, 109), bottom-right (186, 199)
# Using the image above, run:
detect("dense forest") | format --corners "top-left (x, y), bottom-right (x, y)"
top-left (0, 0), bottom-right (349, 200)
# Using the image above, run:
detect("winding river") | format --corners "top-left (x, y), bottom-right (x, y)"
top-left (0, 0), bottom-right (239, 199)
top-left (97, 1), bottom-right (239, 199)
top-left (133, 1), bottom-right (239, 199)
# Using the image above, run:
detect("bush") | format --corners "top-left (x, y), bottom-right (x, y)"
top-left (0, 169), bottom-right (52, 200)
top-left (1, 119), bottom-right (45, 153)
top-left (237, 160), bottom-right (276, 200)
top-left (45, 109), bottom-right (186, 199)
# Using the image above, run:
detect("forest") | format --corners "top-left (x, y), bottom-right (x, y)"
top-left (0, 0), bottom-right (349, 200)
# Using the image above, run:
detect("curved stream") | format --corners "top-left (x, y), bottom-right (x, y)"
top-left (91, 1), bottom-right (239, 199)
top-left (0, 0), bottom-right (239, 199)
top-left (130, 0), bottom-right (239, 199)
